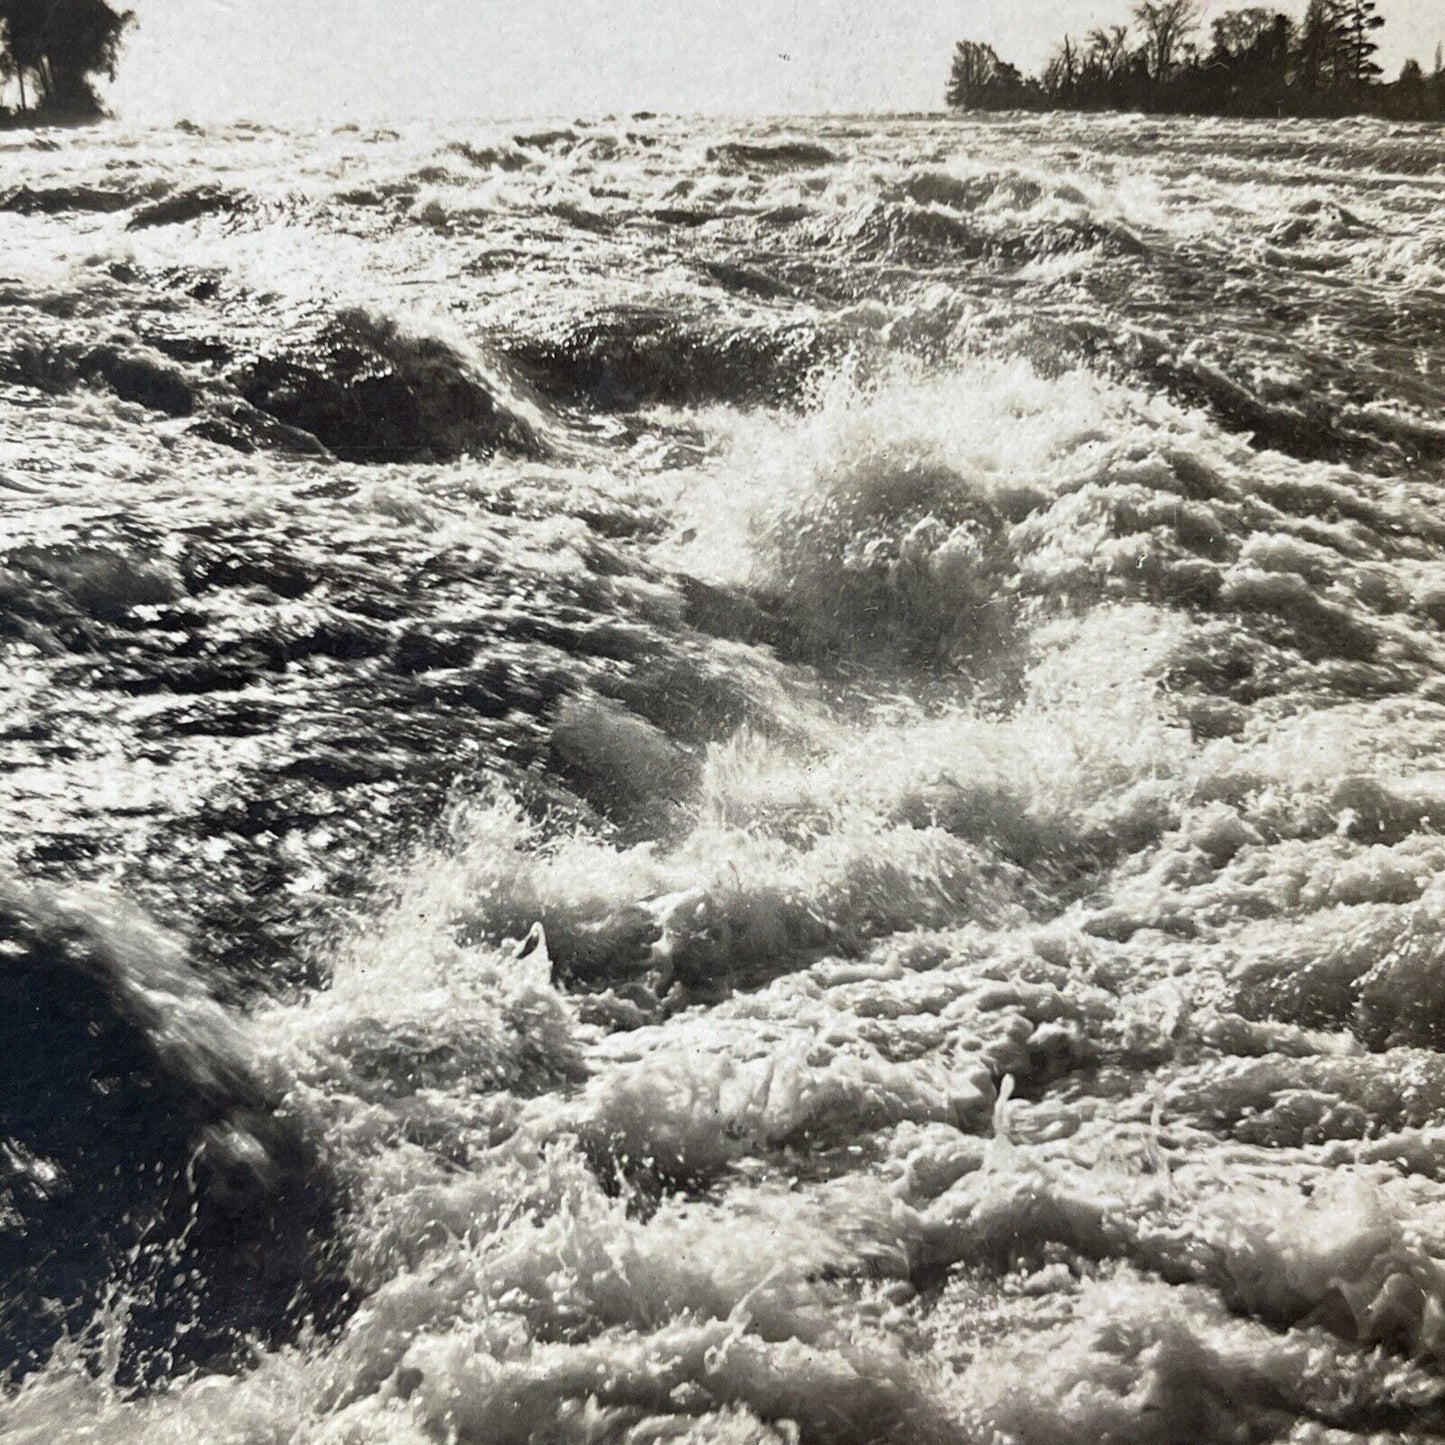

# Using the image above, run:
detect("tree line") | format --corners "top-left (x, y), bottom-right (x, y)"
top-left (1, 0), bottom-right (134, 123)
top-left (947, 1), bottom-right (1445, 119)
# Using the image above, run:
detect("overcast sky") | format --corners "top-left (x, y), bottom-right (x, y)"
top-left (110, 0), bottom-right (1444, 121)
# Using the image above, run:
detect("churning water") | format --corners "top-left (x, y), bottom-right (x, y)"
top-left (1, 109), bottom-right (1445, 1442)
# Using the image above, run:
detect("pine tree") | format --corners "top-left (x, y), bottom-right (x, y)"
top-left (1337, 0), bottom-right (1384, 89)
top-left (1296, 0), bottom-right (1343, 94)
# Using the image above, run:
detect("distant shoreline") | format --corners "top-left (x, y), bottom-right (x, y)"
top-left (2, 102), bottom-right (1442, 136)
top-left (947, 7), bottom-right (1445, 126)
top-left (945, 96), bottom-right (1445, 123)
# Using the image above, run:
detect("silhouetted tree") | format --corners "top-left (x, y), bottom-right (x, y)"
top-left (1134, 0), bottom-right (1200, 83)
top-left (1391, 56), bottom-right (1428, 116)
top-left (1, 0), bottom-right (133, 120)
top-left (1202, 8), bottom-right (1291, 111)
top-left (1336, 0), bottom-right (1384, 91)
top-left (946, 40), bottom-right (998, 108)
top-left (1042, 34), bottom-right (1081, 104)
top-left (1088, 25), bottom-right (1133, 81)
top-left (1296, 0), bottom-right (1344, 95)
top-left (1209, 7), bottom-right (1278, 60)
top-left (946, 39), bottom-right (1029, 109)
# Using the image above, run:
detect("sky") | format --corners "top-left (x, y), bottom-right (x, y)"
top-left (108, 0), bottom-right (1445, 122)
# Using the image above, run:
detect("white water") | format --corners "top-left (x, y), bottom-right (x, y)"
top-left (1, 112), bottom-right (1444, 1442)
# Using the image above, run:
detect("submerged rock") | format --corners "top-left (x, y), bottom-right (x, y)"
top-left (707, 140), bottom-right (837, 170)
top-left (237, 310), bottom-right (548, 463)
top-left (0, 883), bottom-right (349, 1382)
top-left (503, 305), bottom-right (842, 410)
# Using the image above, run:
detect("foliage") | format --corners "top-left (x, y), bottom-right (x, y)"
top-left (946, 0), bottom-right (1444, 119)
top-left (1135, 0), bottom-right (1200, 83)
top-left (945, 40), bottom-right (1031, 110)
top-left (0, 0), bottom-right (134, 121)
top-left (1336, 0), bottom-right (1385, 89)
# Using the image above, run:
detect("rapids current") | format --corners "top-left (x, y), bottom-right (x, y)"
top-left (1, 111), bottom-right (1445, 1441)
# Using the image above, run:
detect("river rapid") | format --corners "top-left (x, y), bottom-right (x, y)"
top-left (1, 110), bottom-right (1445, 1442)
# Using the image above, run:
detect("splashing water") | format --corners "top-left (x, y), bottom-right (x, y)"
top-left (2, 110), bottom-right (1445, 1441)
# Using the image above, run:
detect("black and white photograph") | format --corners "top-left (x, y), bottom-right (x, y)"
top-left (2, 1), bottom-right (1444, 1439)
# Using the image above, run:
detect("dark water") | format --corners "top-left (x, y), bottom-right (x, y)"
top-left (1, 111), bottom-right (1445, 1441)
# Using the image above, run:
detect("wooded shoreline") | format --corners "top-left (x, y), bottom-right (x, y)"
top-left (948, 2), bottom-right (1445, 122)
